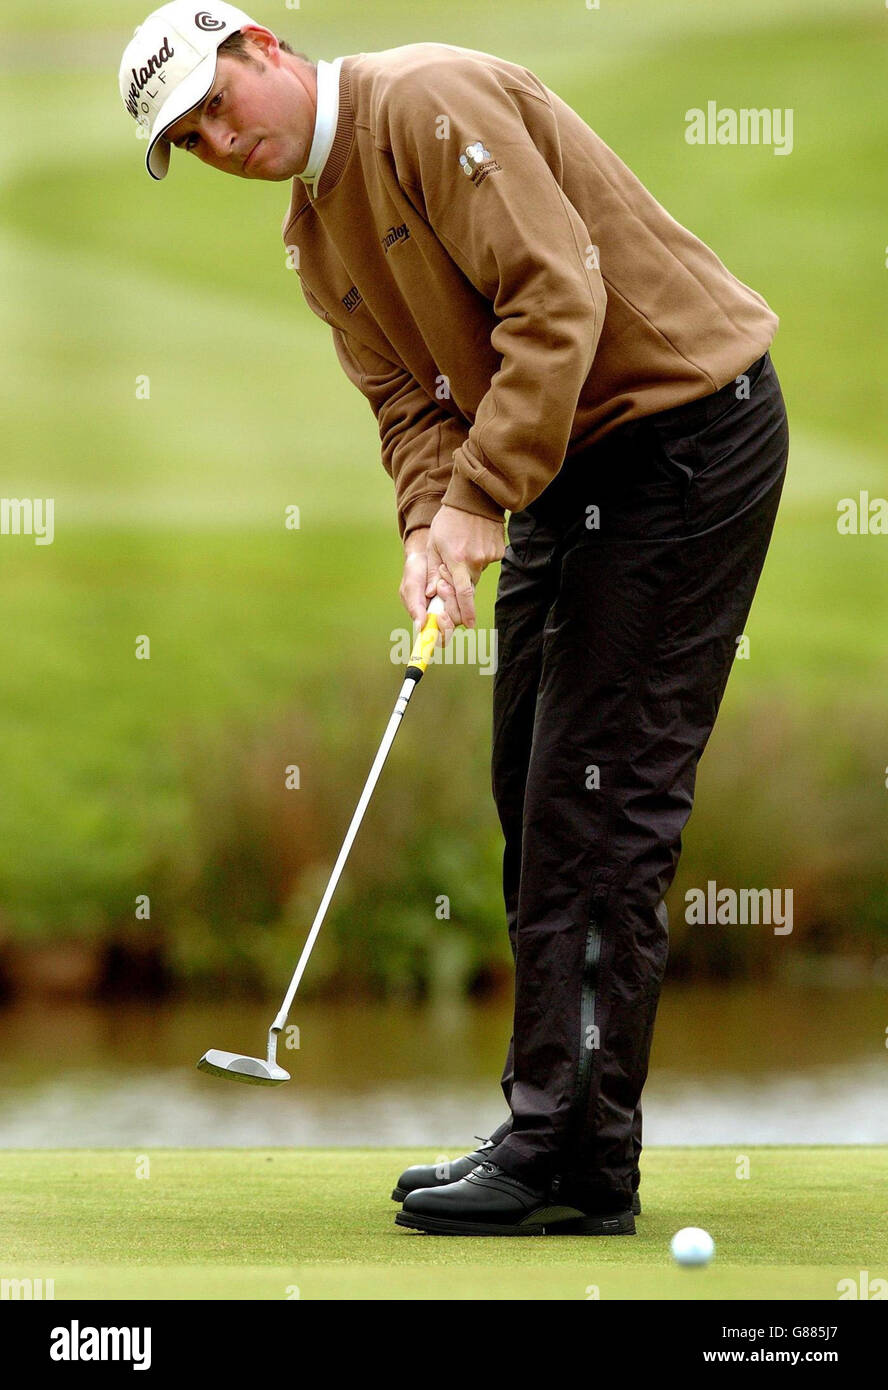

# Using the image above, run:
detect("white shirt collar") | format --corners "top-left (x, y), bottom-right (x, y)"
top-left (299, 57), bottom-right (344, 198)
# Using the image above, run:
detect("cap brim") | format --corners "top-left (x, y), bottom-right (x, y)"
top-left (145, 51), bottom-right (218, 181)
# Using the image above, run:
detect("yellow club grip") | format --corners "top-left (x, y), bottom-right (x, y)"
top-left (406, 596), bottom-right (446, 679)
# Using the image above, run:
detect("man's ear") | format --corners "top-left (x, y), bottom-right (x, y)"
top-left (240, 26), bottom-right (281, 64)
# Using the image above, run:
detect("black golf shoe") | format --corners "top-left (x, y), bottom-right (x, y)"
top-left (391, 1137), bottom-right (497, 1202)
top-left (392, 1141), bottom-right (642, 1215)
top-left (395, 1163), bottom-right (636, 1237)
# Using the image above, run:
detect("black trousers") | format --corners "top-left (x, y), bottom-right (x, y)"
top-left (485, 351), bottom-right (789, 1208)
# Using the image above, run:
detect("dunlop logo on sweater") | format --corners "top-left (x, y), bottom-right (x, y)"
top-left (381, 222), bottom-right (410, 253)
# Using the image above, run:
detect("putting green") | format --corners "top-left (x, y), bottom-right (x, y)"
top-left (1, 1147), bottom-right (885, 1300)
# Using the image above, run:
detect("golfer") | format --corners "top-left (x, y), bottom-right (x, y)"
top-left (120, 3), bottom-right (789, 1236)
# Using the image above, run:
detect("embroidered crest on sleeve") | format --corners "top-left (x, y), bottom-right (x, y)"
top-left (458, 140), bottom-right (502, 186)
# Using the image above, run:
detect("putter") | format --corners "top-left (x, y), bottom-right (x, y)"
top-left (197, 596), bottom-right (449, 1086)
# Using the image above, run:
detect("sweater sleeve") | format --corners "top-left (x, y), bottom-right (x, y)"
top-left (383, 59), bottom-right (607, 515)
top-left (329, 324), bottom-right (503, 543)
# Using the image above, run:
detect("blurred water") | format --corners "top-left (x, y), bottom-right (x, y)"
top-left (0, 984), bottom-right (886, 1147)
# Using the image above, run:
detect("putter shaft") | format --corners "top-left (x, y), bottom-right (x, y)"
top-left (266, 599), bottom-right (446, 1066)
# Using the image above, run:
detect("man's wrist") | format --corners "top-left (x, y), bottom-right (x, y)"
top-left (403, 525), bottom-right (430, 556)
top-left (441, 470), bottom-right (507, 526)
top-left (401, 493), bottom-right (446, 544)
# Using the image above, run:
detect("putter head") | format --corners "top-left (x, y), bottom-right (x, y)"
top-left (197, 1049), bottom-right (290, 1086)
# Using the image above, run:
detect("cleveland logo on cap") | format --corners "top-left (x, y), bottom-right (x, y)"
top-left (120, 2), bottom-right (257, 178)
top-left (123, 37), bottom-right (175, 119)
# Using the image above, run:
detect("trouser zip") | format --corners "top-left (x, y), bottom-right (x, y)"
top-left (577, 907), bottom-right (603, 1107)
top-left (552, 903), bottom-right (603, 1200)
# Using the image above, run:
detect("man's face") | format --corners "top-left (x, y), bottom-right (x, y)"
top-left (164, 29), bottom-right (316, 181)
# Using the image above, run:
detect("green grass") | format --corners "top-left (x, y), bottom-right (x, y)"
top-left (1, 1147), bottom-right (885, 1299)
top-left (1, 0), bottom-right (886, 963)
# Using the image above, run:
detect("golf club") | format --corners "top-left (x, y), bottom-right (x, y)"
top-left (197, 595), bottom-right (450, 1085)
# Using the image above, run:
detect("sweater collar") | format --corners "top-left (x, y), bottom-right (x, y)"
top-left (283, 57), bottom-right (356, 232)
top-left (298, 57), bottom-right (344, 199)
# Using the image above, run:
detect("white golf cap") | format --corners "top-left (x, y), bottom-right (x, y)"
top-left (119, 1), bottom-right (258, 180)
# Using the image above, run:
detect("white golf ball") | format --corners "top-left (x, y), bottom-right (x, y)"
top-left (670, 1226), bottom-right (715, 1266)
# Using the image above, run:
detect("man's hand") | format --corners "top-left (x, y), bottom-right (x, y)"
top-left (399, 507), bottom-right (505, 646)
top-left (399, 525), bottom-right (460, 648)
top-left (400, 526), bottom-right (440, 634)
top-left (425, 505), bottom-right (505, 633)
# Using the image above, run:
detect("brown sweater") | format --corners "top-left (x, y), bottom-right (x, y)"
top-left (281, 43), bottom-right (779, 541)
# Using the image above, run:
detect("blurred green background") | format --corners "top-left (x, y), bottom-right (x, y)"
top-left (1, 0), bottom-right (886, 1001)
